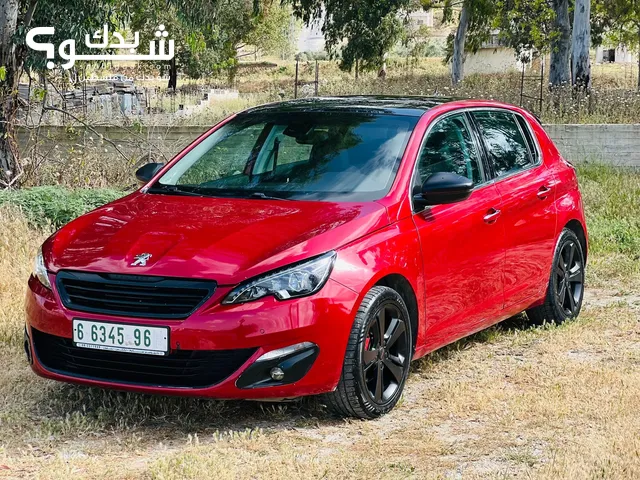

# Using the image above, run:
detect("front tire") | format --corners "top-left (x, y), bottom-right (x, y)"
top-left (323, 286), bottom-right (412, 419)
top-left (526, 228), bottom-right (585, 325)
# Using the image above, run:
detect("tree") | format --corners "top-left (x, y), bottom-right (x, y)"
top-left (489, 0), bottom-right (570, 86)
top-left (594, 0), bottom-right (640, 89)
top-left (492, 0), bottom-right (556, 61)
top-left (420, 0), bottom-right (497, 85)
top-left (162, 0), bottom-right (292, 85)
top-left (0, 0), bottom-right (20, 185)
top-left (436, 0), bottom-right (496, 85)
top-left (446, 0), bottom-right (573, 87)
top-left (572, 0), bottom-right (592, 89)
top-left (241, 2), bottom-right (293, 60)
top-left (0, 0), bottom-right (121, 186)
top-left (451, 4), bottom-right (469, 85)
top-left (290, 0), bottom-right (412, 73)
top-left (129, 0), bottom-right (236, 88)
top-left (549, 0), bottom-right (572, 86)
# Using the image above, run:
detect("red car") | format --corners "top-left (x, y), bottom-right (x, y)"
top-left (25, 97), bottom-right (587, 418)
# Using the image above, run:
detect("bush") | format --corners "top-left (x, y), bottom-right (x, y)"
top-left (0, 186), bottom-right (125, 229)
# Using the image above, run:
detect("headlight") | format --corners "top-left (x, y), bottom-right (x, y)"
top-left (222, 252), bottom-right (336, 304)
top-left (33, 246), bottom-right (52, 289)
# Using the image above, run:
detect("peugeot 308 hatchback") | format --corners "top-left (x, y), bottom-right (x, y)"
top-left (25, 97), bottom-right (587, 418)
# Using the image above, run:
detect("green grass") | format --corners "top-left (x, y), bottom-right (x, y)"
top-left (575, 163), bottom-right (640, 289)
top-left (576, 163), bottom-right (640, 256)
top-left (0, 186), bottom-right (125, 229)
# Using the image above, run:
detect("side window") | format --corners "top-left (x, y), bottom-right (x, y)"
top-left (471, 111), bottom-right (532, 177)
top-left (515, 115), bottom-right (540, 164)
top-left (414, 114), bottom-right (482, 190)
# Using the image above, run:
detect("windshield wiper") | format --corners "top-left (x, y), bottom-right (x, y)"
top-left (248, 192), bottom-right (291, 201)
top-left (148, 184), bottom-right (207, 197)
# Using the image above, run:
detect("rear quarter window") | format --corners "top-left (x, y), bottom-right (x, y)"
top-left (515, 115), bottom-right (540, 164)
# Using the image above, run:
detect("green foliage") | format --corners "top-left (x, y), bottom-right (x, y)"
top-left (492, 0), bottom-right (557, 59)
top-left (297, 51), bottom-right (330, 61)
top-left (424, 0), bottom-right (496, 63)
top-left (398, 25), bottom-right (444, 59)
top-left (127, 0), bottom-right (292, 80)
top-left (243, 3), bottom-right (294, 58)
top-left (16, 0), bottom-right (124, 73)
top-left (0, 66), bottom-right (6, 82)
top-left (291, 0), bottom-right (413, 72)
top-left (593, 0), bottom-right (640, 77)
top-left (0, 186), bottom-right (124, 229)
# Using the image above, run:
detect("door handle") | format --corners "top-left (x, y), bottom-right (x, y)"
top-left (483, 208), bottom-right (501, 224)
top-left (537, 185), bottom-right (552, 199)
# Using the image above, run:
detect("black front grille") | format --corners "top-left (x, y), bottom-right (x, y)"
top-left (32, 329), bottom-right (256, 388)
top-left (56, 271), bottom-right (216, 319)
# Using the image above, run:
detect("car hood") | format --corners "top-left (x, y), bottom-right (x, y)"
top-left (45, 192), bottom-right (389, 285)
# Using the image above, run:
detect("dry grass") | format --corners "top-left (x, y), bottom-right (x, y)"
top-left (0, 166), bottom-right (639, 479)
top-left (0, 206), bottom-right (49, 345)
top-left (206, 57), bottom-right (640, 125)
top-left (0, 303), bottom-right (638, 479)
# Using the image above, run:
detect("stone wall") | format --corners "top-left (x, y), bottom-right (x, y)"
top-left (17, 123), bottom-right (640, 167)
top-left (542, 124), bottom-right (640, 167)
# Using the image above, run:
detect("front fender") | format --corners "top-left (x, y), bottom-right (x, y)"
top-left (331, 217), bottom-right (426, 350)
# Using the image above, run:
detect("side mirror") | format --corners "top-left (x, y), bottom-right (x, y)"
top-left (413, 172), bottom-right (473, 208)
top-left (135, 163), bottom-right (164, 185)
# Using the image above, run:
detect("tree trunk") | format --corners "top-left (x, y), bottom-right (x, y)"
top-left (452, 4), bottom-right (469, 86)
top-left (0, 0), bottom-right (20, 186)
top-left (549, 0), bottom-right (571, 87)
top-left (571, 0), bottom-right (591, 90)
top-left (637, 26), bottom-right (640, 91)
top-left (167, 57), bottom-right (178, 90)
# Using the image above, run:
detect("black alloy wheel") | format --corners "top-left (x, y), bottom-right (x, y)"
top-left (361, 303), bottom-right (410, 405)
top-left (554, 239), bottom-right (584, 317)
top-left (526, 228), bottom-right (585, 325)
top-left (323, 286), bottom-right (413, 419)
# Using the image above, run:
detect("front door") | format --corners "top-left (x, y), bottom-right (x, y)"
top-left (412, 112), bottom-right (506, 351)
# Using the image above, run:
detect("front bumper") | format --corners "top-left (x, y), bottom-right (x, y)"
top-left (25, 274), bottom-right (359, 399)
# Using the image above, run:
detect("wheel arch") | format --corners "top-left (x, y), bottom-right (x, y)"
top-left (564, 219), bottom-right (588, 263)
top-left (374, 274), bottom-right (419, 354)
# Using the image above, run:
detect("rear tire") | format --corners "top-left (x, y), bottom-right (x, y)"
top-left (526, 228), bottom-right (585, 325)
top-left (323, 286), bottom-right (412, 419)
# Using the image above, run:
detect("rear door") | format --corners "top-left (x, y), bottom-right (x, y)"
top-left (412, 112), bottom-right (506, 349)
top-left (470, 110), bottom-right (557, 312)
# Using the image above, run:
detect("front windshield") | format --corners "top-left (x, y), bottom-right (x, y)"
top-left (152, 111), bottom-right (418, 201)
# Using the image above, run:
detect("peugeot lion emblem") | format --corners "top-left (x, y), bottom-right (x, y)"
top-left (131, 253), bottom-right (152, 267)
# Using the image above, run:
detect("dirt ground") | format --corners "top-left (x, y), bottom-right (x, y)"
top-left (0, 287), bottom-right (638, 479)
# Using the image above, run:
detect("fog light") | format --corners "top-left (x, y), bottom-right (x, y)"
top-left (270, 367), bottom-right (285, 381)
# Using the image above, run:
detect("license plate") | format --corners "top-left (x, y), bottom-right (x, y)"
top-left (72, 319), bottom-right (169, 356)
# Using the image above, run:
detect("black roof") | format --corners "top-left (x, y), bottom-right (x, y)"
top-left (243, 95), bottom-right (456, 117)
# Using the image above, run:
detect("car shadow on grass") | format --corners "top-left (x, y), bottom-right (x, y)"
top-left (410, 312), bottom-right (540, 373)
top-left (28, 313), bottom-right (544, 439)
top-left (31, 382), bottom-right (338, 438)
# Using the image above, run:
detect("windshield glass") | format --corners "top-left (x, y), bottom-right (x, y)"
top-left (152, 111), bottom-right (417, 201)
